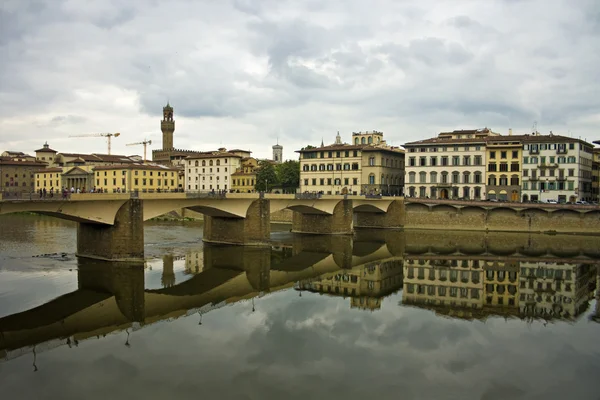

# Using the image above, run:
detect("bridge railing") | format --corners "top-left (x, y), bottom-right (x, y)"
top-left (295, 192), bottom-right (323, 200)
top-left (185, 191), bottom-right (227, 199)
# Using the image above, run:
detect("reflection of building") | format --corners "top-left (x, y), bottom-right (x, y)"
top-left (483, 260), bottom-right (519, 309)
top-left (231, 157), bottom-right (258, 193)
top-left (297, 131), bottom-right (405, 195)
top-left (403, 258), bottom-right (485, 319)
top-left (184, 250), bottom-right (204, 274)
top-left (296, 259), bottom-right (403, 311)
top-left (519, 262), bottom-right (597, 321)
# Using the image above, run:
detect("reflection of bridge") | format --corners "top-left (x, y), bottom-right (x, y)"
top-left (0, 193), bottom-right (404, 261)
top-left (0, 235), bottom-right (402, 363)
top-left (2, 230), bottom-right (599, 364)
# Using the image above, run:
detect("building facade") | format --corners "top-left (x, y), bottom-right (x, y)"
top-left (403, 129), bottom-right (498, 199)
top-left (92, 164), bottom-right (180, 193)
top-left (485, 136), bottom-right (522, 201)
top-left (231, 157), bottom-right (258, 193)
top-left (184, 149), bottom-right (242, 192)
top-left (1, 158), bottom-right (47, 195)
top-left (520, 133), bottom-right (593, 202)
top-left (592, 147), bottom-right (599, 202)
top-left (34, 142), bottom-right (58, 165)
top-left (297, 131), bottom-right (404, 195)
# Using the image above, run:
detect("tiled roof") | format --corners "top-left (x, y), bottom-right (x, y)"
top-left (185, 152), bottom-right (242, 160)
top-left (0, 159), bottom-right (47, 167)
top-left (34, 167), bottom-right (63, 173)
top-left (35, 147), bottom-right (57, 153)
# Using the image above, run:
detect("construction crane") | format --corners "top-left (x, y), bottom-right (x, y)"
top-left (68, 133), bottom-right (121, 155)
top-left (126, 139), bottom-right (152, 162)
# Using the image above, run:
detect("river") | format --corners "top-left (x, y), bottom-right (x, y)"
top-left (0, 214), bottom-right (599, 400)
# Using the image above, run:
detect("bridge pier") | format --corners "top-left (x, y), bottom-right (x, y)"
top-left (354, 200), bottom-right (405, 229)
top-left (292, 199), bottom-right (353, 235)
top-left (77, 199), bottom-right (144, 262)
top-left (203, 199), bottom-right (270, 246)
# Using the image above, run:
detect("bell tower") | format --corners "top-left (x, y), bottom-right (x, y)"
top-left (161, 103), bottom-right (175, 150)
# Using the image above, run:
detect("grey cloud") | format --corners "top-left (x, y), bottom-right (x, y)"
top-left (50, 115), bottom-right (87, 125)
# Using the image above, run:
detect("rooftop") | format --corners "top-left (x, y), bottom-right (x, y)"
top-left (92, 163), bottom-right (180, 171)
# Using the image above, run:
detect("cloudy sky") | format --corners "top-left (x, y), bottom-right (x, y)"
top-left (1, 0), bottom-right (599, 160)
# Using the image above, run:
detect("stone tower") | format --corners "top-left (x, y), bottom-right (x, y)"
top-left (272, 141), bottom-right (283, 163)
top-left (161, 103), bottom-right (175, 150)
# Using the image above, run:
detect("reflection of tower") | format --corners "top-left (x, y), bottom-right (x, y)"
top-left (272, 141), bottom-right (283, 163)
top-left (161, 103), bottom-right (175, 150)
top-left (161, 254), bottom-right (176, 288)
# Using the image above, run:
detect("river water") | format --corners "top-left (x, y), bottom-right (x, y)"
top-left (0, 214), bottom-right (599, 400)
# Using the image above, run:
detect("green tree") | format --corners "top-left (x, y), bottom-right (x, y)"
top-left (255, 160), bottom-right (278, 192)
top-left (276, 160), bottom-right (300, 193)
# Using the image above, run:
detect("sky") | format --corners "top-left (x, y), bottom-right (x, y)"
top-left (1, 0), bottom-right (599, 160)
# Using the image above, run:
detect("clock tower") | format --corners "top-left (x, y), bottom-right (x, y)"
top-left (161, 103), bottom-right (175, 150)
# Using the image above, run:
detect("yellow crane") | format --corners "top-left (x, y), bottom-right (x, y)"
top-left (126, 139), bottom-right (152, 162)
top-left (68, 133), bottom-right (121, 155)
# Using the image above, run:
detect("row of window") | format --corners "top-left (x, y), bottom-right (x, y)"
top-left (190, 159), bottom-right (229, 166)
top-left (407, 186), bottom-right (482, 199)
top-left (303, 163), bottom-right (359, 171)
top-left (303, 150), bottom-right (360, 159)
top-left (232, 179), bottom-right (255, 186)
top-left (524, 156), bottom-right (577, 164)
top-left (95, 170), bottom-right (175, 177)
top-left (524, 168), bottom-right (575, 178)
top-left (408, 155), bottom-right (483, 167)
top-left (407, 145), bottom-right (483, 153)
top-left (406, 284), bottom-right (483, 299)
top-left (487, 163), bottom-right (520, 172)
top-left (408, 171), bottom-right (483, 184)
top-left (523, 181), bottom-right (575, 191)
top-left (189, 184), bottom-right (228, 190)
top-left (188, 167), bottom-right (228, 174)
top-left (4, 173), bottom-right (34, 178)
top-left (95, 178), bottom-right (176, 187)
top-left (193, 176), bottom-right (228, 181)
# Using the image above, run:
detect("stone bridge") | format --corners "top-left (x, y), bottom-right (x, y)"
top-left (1, 193), bottom-right (599, 262)
top-left (0, 193), bottom-right (405, 261)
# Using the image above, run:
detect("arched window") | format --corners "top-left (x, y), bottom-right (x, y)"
top-left (441, 171), bottom-right (448, 184)
top-left (488, 174), bottom-right (496, 186)
top-left (216, 160), bottom-right (220, 166)
top-left (202, 160), bottom-right (206, 166)
top-left (381, 174), bottom-right (385, 184)
top-left (510, 175), bottom-right (519, 185)
top-left (452, 171), bottom-right (460, 184)
top-left (369, 174), bottom-right (375, 184)
top-left (355, 138), bottom-right (359, 145)
top-left (409, 172), bottom-right (416, 183)
top-left (361, 137), bottom-right (366, 144)
top-left (463, 171), bottom-right (470, 184)
top-left (209, 160), bottom-right (213, 166)
top-left (195, 161), bottom-right (199, 166)
top-left (368, 137), bottom-right (373, 144)
top-left (327, 164), bottom-right (333, 171)
top-left (499, 175), bottom-right (508, 185)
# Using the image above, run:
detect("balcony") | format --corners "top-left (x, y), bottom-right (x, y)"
top-left (539, 163), bottom-right (558, 168)
top-left (530, 148), bottom-right (540, 154)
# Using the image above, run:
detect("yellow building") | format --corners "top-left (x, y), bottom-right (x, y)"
top-left (298, 131), bottom-right (405, 195)
top-left (92, 164), bottom-right (181, 193)
top-left (485, 135), bottom-right (522, 201)
top-left (231, 157), bottom-right (259, 193)
top-left (35, 165), bottom-right (99, 193)
top-left (483, 260), bottom-right (519, 309)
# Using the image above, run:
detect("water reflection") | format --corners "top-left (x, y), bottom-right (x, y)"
top-left (1, 230), bottom-right (599, 370)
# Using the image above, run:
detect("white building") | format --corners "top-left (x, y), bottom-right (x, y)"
top-left (520, 133), bottom-right (593, 202)
top-left (184, 148), bottom-right (245, 192)
top-left (403, 128), bottom-right (500, 199)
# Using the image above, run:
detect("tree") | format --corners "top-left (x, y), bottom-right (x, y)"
top-left (276, 160), bottom-right (300, 193)
top-left (255, 160), bottom-right (278, 192)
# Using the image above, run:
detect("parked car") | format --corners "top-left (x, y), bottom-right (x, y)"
top-left (546, 199), bottom-right (558, 204)
top-left (575, 201), bottom-right (588, 205)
